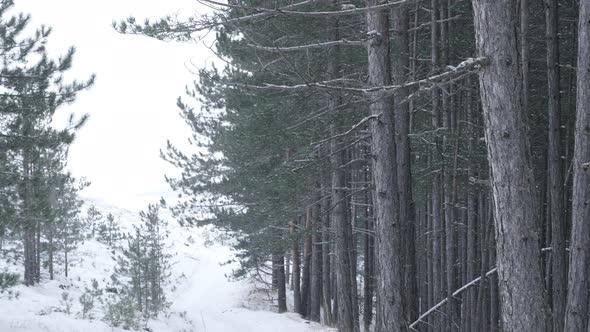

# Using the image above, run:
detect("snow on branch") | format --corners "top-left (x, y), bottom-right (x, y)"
top-left (125, 0), bottom-right (418, 37)
top-left (311, 115), bottom-right (380, 147)
top-left (198, 0), bottom-right (415, 18)
top-left (218, 57), bottom-right (489, 95)
top-left (409, 267), bottom-right (498, 330)
top-left (247, 39), bottom-right (366, 52)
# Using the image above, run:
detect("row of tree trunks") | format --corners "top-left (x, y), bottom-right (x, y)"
top-left (275, 3), bottom-right (589, 332)
top-left (256, 1), bottom-right (590, 332)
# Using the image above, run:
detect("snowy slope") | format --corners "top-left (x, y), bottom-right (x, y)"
top-left (0, 199), bottom-right (332, 332)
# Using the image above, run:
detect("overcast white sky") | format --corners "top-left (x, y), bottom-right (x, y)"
top-left (14, 0), bottom-right (215, 211)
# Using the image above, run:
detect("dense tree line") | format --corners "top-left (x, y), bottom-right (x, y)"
top-left (121, 0), bottom-right (589, 331)
top-left (0, 0), bottom-right (93, 286)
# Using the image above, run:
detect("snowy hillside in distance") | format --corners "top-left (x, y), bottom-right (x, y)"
top-left (0, 199), bottom-right (331, 332)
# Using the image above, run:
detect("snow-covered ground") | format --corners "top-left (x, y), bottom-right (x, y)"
top-left (0, 199), bottom-right (331, 332)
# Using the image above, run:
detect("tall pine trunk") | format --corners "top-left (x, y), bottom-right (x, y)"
top-left (363, 166), bottom-right (374, 331)
top-left (430, 1), bottom-right (443, 330)
top-left (290, 218), bottom-right (301, 314)
top-left (392, 2), bottom-right (417, 324)
top-left (301, 206), bottom-right (313, 317)
top-left (564, 1), bottom-right (590, 330)
top-left (544, 0), bottom-right (566, 330)
top-left (331, 122), bottom-right (357, 331)
top-left (321, 168), bottom-right (333, 326)
top-left (273, 254), bottom-right (287, 313)
top-left (310, 190), bottom-right (322, 322)
top-left (366, 0), bottom-right (405, 330)
top-left (472, 1), bottom-right (549, 330)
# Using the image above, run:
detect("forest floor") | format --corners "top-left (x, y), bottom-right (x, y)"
top-left (0, 199), bottom-right (331, 332)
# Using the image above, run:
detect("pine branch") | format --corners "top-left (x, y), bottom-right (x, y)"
top-left (197, 0), bottom-right (415, 18)
top-left (311, 115), bottom-right (379, 146)
top-left (219, 57), bottom-right (489, 95)
top-left (118, 0), bottom-right (416, 38)
top-left (246, 39), bottom-right (366, 52)
top-left (409, 267), bottom-right (498, 330)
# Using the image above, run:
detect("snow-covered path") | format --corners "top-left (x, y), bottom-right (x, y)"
top-left (0, 201), bottom-right (330, 332)
top-left (159, 226), bottom-right (327, 332)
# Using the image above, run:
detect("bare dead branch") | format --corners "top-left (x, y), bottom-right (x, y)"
top-left (246, 39), bottom-right (366, 52)
top-left (409, 267), bottom-right (498, 330)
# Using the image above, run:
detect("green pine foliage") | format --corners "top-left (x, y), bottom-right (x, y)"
top-left (0, 271), bottom-right (19, 290)
top-left (108, 204), bottom-right (171, 322)
top-left (153, 0), bottom-right (368, 279)
top-left (0, 0), bottom-right (94, 285)
top-left (104, 293), bottom-right (141, 330)
top-left (84, 205), bottom-right (103, 239)
top-left (98, 213), bottom-right (122, 246)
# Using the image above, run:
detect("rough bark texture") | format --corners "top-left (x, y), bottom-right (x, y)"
top-left (564, 1), bottom-right (590, 330)
top-left (366, 0), bottom-right (405, 330)
top-left (23, 148), bottom-right (36, 286)
top-left (291, 218), bottom-right (301, 314)
top-left (363, 163), bottom-right (374, 331)
top-left (301, 207), bottom-right (313, 316)
top-left (310, 187), bottom-right (322, 322)
top-left (331, 132), bottom-right (357, 331)
top-left (272, 257), bottom-right (279, 290)
top-left (466, 189), bottom-right (478, 331)
top-left (426, 197), bottom-right (434, 332)
top-left (544, 0), bottom-right (566, 330)
top-left (273, 254), bottom-right (287, 313)
top-left (430, 1), bottom-right (443, 329)
top-left (321, 173), bottom-right (333, 326)
top-left (327, 15), bottom-right (358, 328)
top-left (392, 2), bottom-right (417, 324)
top-left (465, 78), bottom-right (478, 332)
top-left (472, 1), bottom-right (549, 330)
top-left (520, 0), bottom-right (529, 116)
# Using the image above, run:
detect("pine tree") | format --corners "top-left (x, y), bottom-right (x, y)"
top-left (117, 0), bottom-right (586, 330)
top-left (98, 213), bottom-right (121, 246)
top-left (110, 204), bottom-right (171, 319)
top-left (0, 0), bottom-right (93, 286)
top-left (85, 205), bottom-right (103, 239)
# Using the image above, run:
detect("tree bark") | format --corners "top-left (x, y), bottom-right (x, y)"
top-left (392, 2), bottom-right (417, 324)
top-left (475, 198), bottom-right (491, 332)
top-left (23, 146), bottom-right (36, 286)
top-left (272, 256), bottom-right (279, 290)
top-left (472, 1), bottom-right (550, 330)
top-left (35, 220), bottom-right (40, 283)
top-left (430, 0), bottom-right (443, 330)
top-left (327, 13), bottom-right (358, 328)
top-left (520, 0), bottom-right (529, 117)
top-left (273, 254), bottom-right (288, 313)
top-left (366, 0), bottom-right (405, 330)
top-left (310, 186), bottom-right (322, 322)
top-left (290, 217), bottom-right (302, 314)
top-left (363, 166), bottom-right (374, 331)
top-left (426, 196), bottom-right (434, 332)
top-left (321, 170), bottom-right (333, 326)
top-left (301, 206), bottom-right (313, 317)
top-left (544, 1), bottom-right (567, 330)
top-left (331, 125), bottom-right (357, 331)
top-left (564, 1), bottom-right (590, 330)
